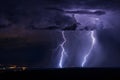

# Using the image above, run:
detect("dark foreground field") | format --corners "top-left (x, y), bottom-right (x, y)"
top-left (0, 68), bottom-right (120, 79)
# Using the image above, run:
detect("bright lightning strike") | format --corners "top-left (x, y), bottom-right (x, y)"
top-left (81, 31), bottom-right (96, 67)
top-left (58, 31), bottom-right (67, 68)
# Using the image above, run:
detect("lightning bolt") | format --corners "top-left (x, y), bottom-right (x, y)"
top-left (58, 31), bottom-right (67, 68)
top-left (81, 31), bottom-right (96, 67)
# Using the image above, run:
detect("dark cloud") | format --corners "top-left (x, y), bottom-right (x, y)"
top-left (0, 0), bottom-right (120, 30)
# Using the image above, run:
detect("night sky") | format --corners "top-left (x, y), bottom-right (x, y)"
top-left (0, 0), bottom-right (120, 68)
